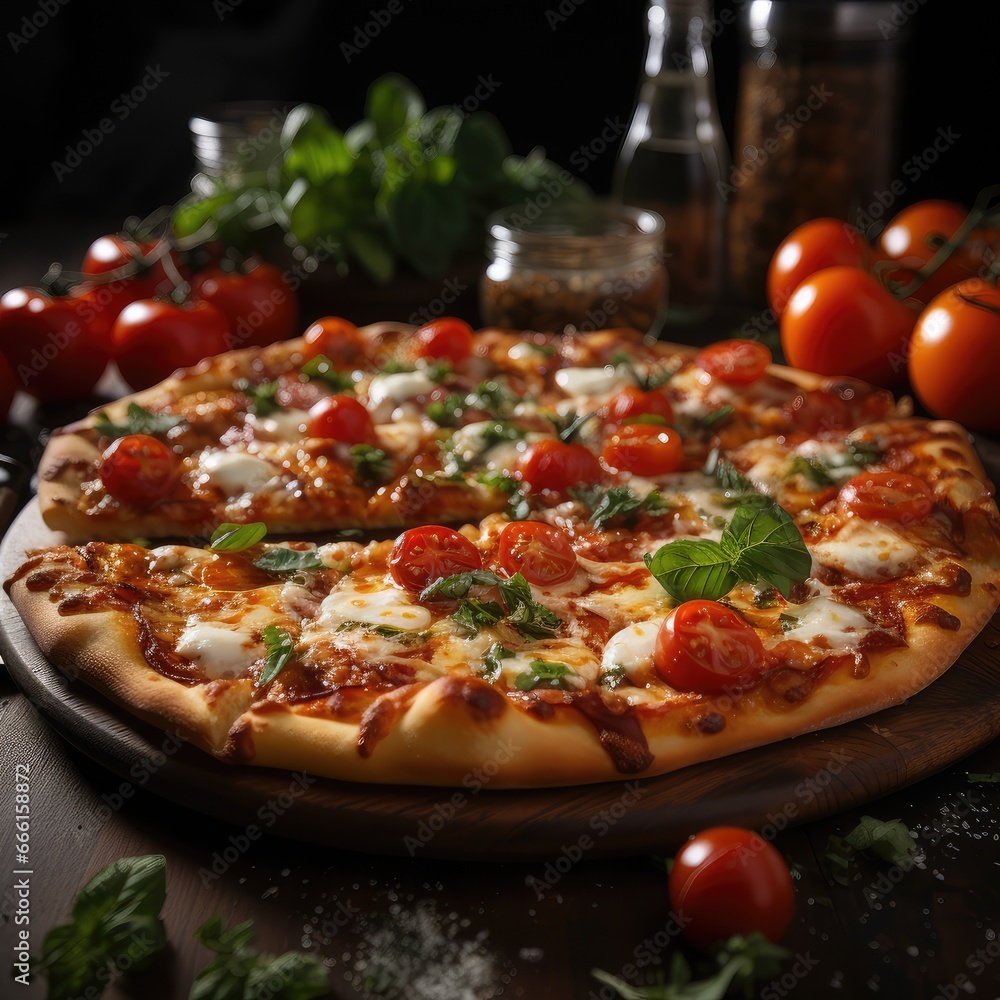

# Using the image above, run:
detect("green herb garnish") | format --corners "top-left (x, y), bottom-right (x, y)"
top-left (481, 641), bottom-right (514, 683)
top-left (825, 815), bottom-right (919, 885)
top-left (191, 915), bottom-right (329, 1000)
top-left (335, 621), bottom-right (430, 645)
top-left (426, 393), bottom-right (466, 427)
top-left (350, 443), bottom-right (392, 483)
top-left (209, 522), bottom-right (268, 552)
top-left (234, 378), bottom-right (283, 416)
top-left (514, 659), bottom-right (572, 691)
top-left (28, 855), bottom-right (167, 998)
top-left (571, 485), bottom-right (669, 531)
top-left (598, 664), bottom-right (627, 690)
top-left (967, 772), bottom-right (1000, 784)
top-left (258, 625), bottom-right (295, 686)
top-left (475, 470), bottom-right (519, 494)
top-left (847, 441), bottom-right (884, 467)
top-left (300, 354), bottom-right (356, 392)
top-left (253, 547), bottom-right (325, 572)
top-left (94, 402), bottom-right (184, 439)
top-left (700, 404), bottom-right (735, 428)
top-left (790, 454), bottom-right (836, 488)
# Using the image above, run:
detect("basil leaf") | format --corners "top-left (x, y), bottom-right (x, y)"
top-left (210, 522), bottom-right (268, 552)
top-left (967, 772), bottom-right (1000, 783)
top-left (453, 598), bottom-right (507, 637)
top-left (299, 354), bottom-right (356, 392)
top-left (571, 485), bottom-right (668, 531)
top-left (335, 620), bottom-right (430, 645)
top-left (722, 504), bottom-right (811, 599)
top-left (31, 855), bottom-right (167, 999)
top-left (475, 470), bottom-right (519, 494)
top-left (497, 573), bottom-right (562, 638)
top-left (466, 380), bottom-right (516, 419)
top-left (843, 815), bottom-right (918, 867)
top-left (790, 454), bottom-right (835, 487)
top-left (253, 547), bottom-right (324, 572)
top-left (644, 539), bottom-right (740, 603)
top-left (598, 664), bottom-right (627, 690)
top-left (420, 569), bottom-right (499, 602)
top-left (481, 641), bottom-right (514, 683)
top-left (235, 378), bottom-right (283, 416)
top-left (245, 951), bottom-right (330, 999)
top-left (350, 443), bottom-right (392, 484)
top-left (700, 404), bottom-right (734, 428)
top-left (514, 659), bottom-right (571, 691)
top-left (258, 625), bottom-right (295, 686)
top-left (94, 402), bottom-right (184, 439)
top-left (426, 392), bottom-right (466, 427)
top-left (847, 441), bottom-right (883, 467)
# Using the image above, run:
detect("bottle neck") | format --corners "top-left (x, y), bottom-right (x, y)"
top-left (642, 1), bottom-right (718, 92)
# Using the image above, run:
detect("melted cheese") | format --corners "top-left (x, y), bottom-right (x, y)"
top-left (602, 619), bottom-right (664, 681)
top-left (245, 409), bottom-right (308, 441)
top-left (367, 371), bottom-right (435, 408)
top-left (809, 518), bottom-right (919, 580)
top-left (554, 365), bottom-right (632, 399)
top-left (319, 576), bottom-right (433, 630)
top-left (176, 623), bottom-right (262, 679)
top-left (198, 450), bottom-right (278, 495)
top-left (779, 595), bottom-right (873, 651)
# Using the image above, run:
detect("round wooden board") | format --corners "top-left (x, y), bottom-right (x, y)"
top-left (3, 498), bottom-right (1000, 861)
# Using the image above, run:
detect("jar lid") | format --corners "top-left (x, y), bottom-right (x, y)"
top-left (744, 1), bottom-right (915, 45)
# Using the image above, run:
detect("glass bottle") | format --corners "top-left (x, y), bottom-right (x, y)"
top-left (613, 0), bottom-right (729, 324)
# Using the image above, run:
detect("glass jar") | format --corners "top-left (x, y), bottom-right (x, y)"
top-left (727, 1), bottom-right (912, 302)
top-left (479, 202), bottom-right (668, 336)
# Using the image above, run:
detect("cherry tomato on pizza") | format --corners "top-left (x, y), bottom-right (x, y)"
top-left (601, 423), bottom-right (683, 477)
top-left (767, 218), bottom-right (868, 319)
top-left (669, 825), bottom-right (795, 953)
top-left (0, 287), bottom-right (109, 402)
top-left (653, 600), bottom-right (765, 695)
top-left (112, 299), bottom-right (230, 391)
top-left (389, 525), bottom-right (483, 593)
top-left (602, 385), bottom-right (674, 427)
top-left (907, 279), bottom-right (1000, 433)
top-left (302, 316), bottom-right (368, 366)
top-left (496, 521), bottom-right (579, 586)
top-left (306, 395), bottom-right (376, 444)
top-left (413, 317), bottom-right (474, 365)
top-left (876, 200), bottom-right (980, 305)
top-left (837, 472), bottom-right (935, 523)
top-left (695, 339), bottom-right (772, 385)
top-left (99, 434), bottom-right (179, 507)
top-left (780, 266), bottom-right (917, 388)
top-left (190, 261), bottom-right (298, 348)
top-left (517, 439), bottom-right (602, 496)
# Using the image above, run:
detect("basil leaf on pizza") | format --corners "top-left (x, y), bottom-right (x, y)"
top-left (94, 403), bottom-right (184, 439)
top-left (644, 539), bottom-right (740, 603)
top-left (722, 504), bottom-right (812, 599)
top-left (253, 547), bottom-right (325, 572)
top-left (210, 522), bottom-right (268, 552)
top-left (258, 626), bottom-right (295, 686)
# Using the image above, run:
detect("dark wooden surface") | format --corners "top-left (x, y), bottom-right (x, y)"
top-left (0, 268), bottom-right (999, 995)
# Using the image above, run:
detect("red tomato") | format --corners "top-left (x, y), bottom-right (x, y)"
top-left (191, 261), bottom-right (298, 349)
top-left (306, 395), bottom-right (375, 444)
top-left (112, 299), bottom-right (230, 391)
top-left (389, 525), bottom-right (483, 593)
top-left (496, 521), bottom-right (578, 586)
top-left (877, 200), bottom-right (980, 305)
top-left (99, 434), bottom-right (179, 507)
top-left (601, 423), bottom-right (683, 477)
top-left (653, 600), bottom-right (765, 695)
top-left (82, 234), bottom-right (185, 307)
top-left (837, 471), bottom-right (934, 523)
top-left (669, 826), bottom-right (795, 953)
top-left (517, 439), bottom-right (602, 496)
top-left (767, 218), bottom-right (868, 319)
top-left (0, 288), bottom-right (109, 402)
top-left (780, 266), bottom-right (917, 387)
top-left (414, 317), bottom-right (474, 365)
top-left (302, 316), bottom-right (368, 366)
top-left (695, 339), bottom-right (772, 385)
top-left (907, 279), bottom-right (1000, 432)
top-left (0, 352), bottom-right (16, 421)
top-left (601, 385), bottom-right (674, 427)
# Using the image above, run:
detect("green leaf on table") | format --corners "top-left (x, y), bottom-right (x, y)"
top-left (94, 403), bottom-right (184, 440)
top-left (258, 625), bottom-right (296, 686)
top-left (253, 547), bottom-right (325, 573)
top-left (210, 522), bottom-right (268, 552)
top-left (30, 855), bottom-right (167, 999)
top-left (825, 815), bottom-right (918, 884)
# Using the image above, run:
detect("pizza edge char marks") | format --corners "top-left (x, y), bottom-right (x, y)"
top-left (6, 323), bottom-right (1000, 787)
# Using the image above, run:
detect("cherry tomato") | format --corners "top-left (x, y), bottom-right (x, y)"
top-left (191, 261), bottom-right (298, 349)
top-left (767, 218), bottom-right (868, 319)
top-left (414, 317), bottom-right (474, 365)
top-left (780, 266), bottom-right (917, 387)
top-left (0, 288), bottom-right (109, 402)
top-left (837, 471), bottom-right (934, 523)
top-left (302, 316), bottom-right (368, 366)
top-left (306, 395), bottom-right (375, 444)
top-left (653, 600), bottom-right (765, 695)
top-left (695, 339), bottom-right (772, 385)
top-left (517, 439), bottom-right (602, 496)
top-left (496, 521), bottom-right (578, 586)
top-left (877, 200), bottom-right (980, 305)
top-left (81, 233), bottom-right (187, 317)
top-left (602, 385), bottom-right (674, 427)
top-left (99, 434), bottom-right (179, 507)
top-left (669, 826), bottom-right (795, 953)
top-left (0, 352), bottom-right (16, 422)
top-left (907, 279), bottom-right (1000, 432)
top-left (112, 299), bottom-right (230, 391)
top-left (389, 525), bottom-right (483, 593)
top-left (601, 423), bottom-right (683, 477)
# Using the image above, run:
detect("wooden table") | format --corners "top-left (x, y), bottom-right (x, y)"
top-left (1, 299), bottom-right (999, 999)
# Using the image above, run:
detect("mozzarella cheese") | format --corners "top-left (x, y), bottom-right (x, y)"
top-left (602, 618), bottom-right (664, 682)
top-left (794, 440), bottom-right (861, 484)
top-left (176, 623), bottom-right (262, 679)
top-left (554, 366), bottom-right (635, 405)
top-left (809, 517), bottom-right (919, 580)
top-left (246, 409), bottom-right (308, 441)
top-left (197, 449), bottom-right (278, 495)
top-left (367, 371), bottom-right (435, 408)
top-left (779, 595), bottom-right (873, 651)
top-left (319, 576), bottom-right (433, 631)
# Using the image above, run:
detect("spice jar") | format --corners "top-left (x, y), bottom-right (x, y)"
top-left (479, 202), bottom-right (668, 336)
top-left (727, 1), bottom-right (912, 302)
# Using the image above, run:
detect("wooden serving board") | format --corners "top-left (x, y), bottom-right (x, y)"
top-left (3, 498), bottom-right (1000, 861)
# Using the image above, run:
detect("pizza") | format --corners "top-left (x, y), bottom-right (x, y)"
top-left (5, 319), bottom-right (1000, 787)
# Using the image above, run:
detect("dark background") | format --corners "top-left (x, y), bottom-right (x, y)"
top-left (0, 0), bottom-right (993, 269)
